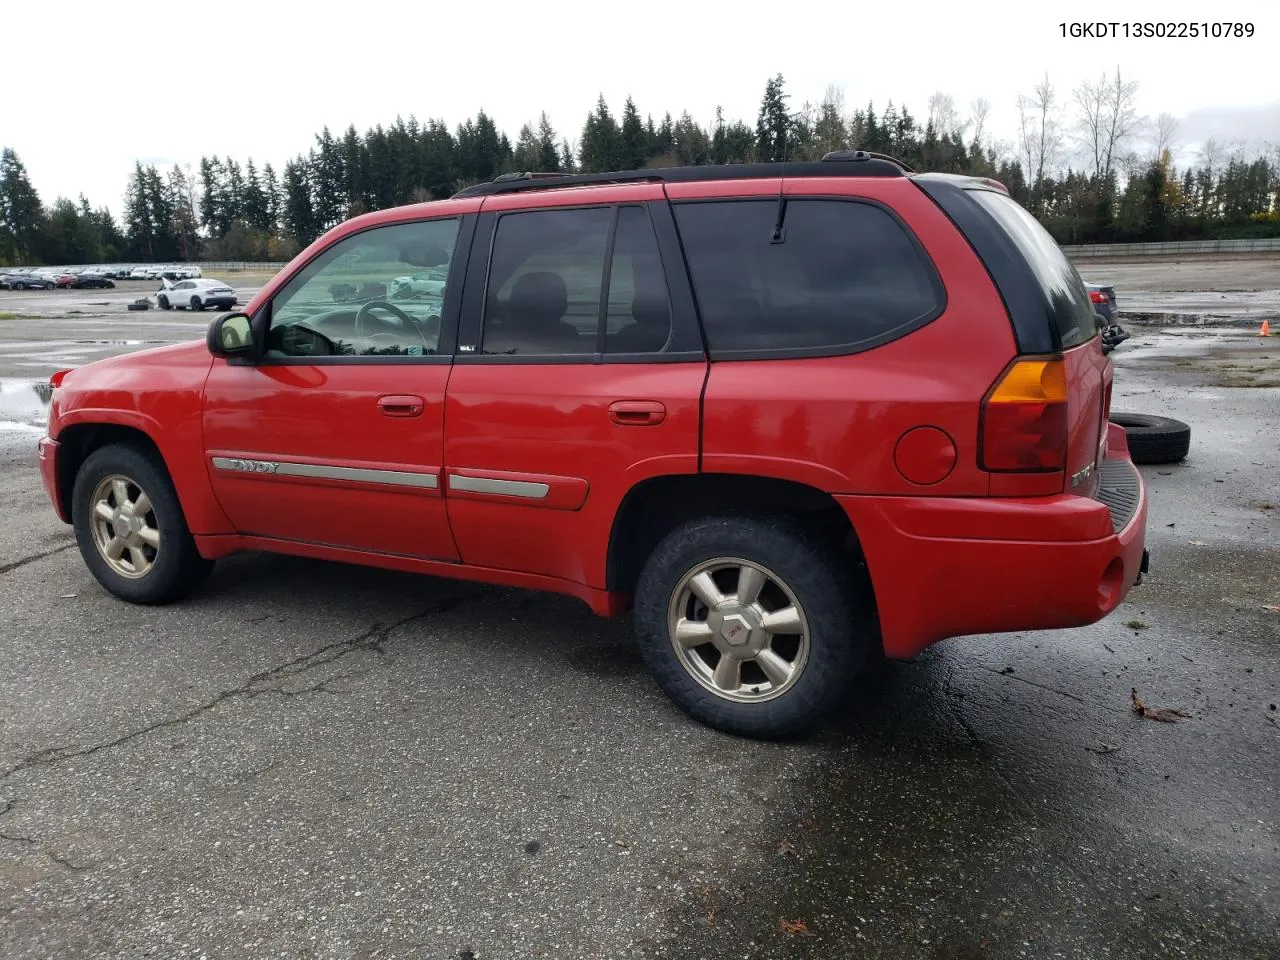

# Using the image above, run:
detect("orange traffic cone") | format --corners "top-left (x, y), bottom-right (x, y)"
top-left (1261, 320), bottom-right (1272, 336)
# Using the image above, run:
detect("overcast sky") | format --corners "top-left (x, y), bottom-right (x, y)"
top-left (9, 0), bottom-right (1278, 217)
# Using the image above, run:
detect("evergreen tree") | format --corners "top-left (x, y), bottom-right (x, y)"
top-left (536, 113), bottom-right (561, 172)
top-left (0, 147), bottom-right (44, 264)
top-left (620, 96), bottom-right (646, 170)
top-left (756, 74), bottom-right (791, 162)
top-left (242, 159), bottom-right (270, 233)
top-left (282, 158), bottom-right (317, 246)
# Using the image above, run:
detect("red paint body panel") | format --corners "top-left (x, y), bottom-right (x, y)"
top-left (444, 468), bottom-right (590, 510)
top-left (442, 362), bottom-right (704, 586)
top-left (192, 534), bottom-right (626, 616)
top-left (839, 447), bottom-right (1148, 659)
top-left (46, 342), bottom-right (234, 535)
top-left (700, 179), bottom-right (1014, 497)
top-left (201, 360), bottom-right (459, 561)
top-left (37, 437), bottom-right (64, 521)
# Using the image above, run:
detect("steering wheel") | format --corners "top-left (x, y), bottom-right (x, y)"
top-left (355, 300), bottom-right (416, 342)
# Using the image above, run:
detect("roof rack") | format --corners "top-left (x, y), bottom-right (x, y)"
top-left (451, 150), bottom-right (914, 199)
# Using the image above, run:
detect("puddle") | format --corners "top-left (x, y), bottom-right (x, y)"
top-left (0, 379), bottom-right (52, 450)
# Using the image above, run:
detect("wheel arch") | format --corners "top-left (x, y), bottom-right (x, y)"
top-left (53, 415), bottom-right (233, 537)
top-left (605, 472), bottom-right (878, 634)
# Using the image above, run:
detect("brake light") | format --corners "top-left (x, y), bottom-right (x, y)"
top-left (979, 177), bottom-right (1009, 194)
top-left (49, 368), bottom-right (72, 389)
top-left (980, 358), bottom-right (1068, 472)
top-left (1089, 290), bottom-right (1108, 304)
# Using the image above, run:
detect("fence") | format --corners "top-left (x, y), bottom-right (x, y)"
top-left (193, 261), bottom-right (289, 273)
top-left (1062, 238), bottom-right (1280, 257)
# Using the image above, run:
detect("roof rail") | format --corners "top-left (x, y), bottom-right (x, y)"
top-left (451, 152), bottom-right (912, 199)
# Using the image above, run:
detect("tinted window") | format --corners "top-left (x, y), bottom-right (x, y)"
top-left (266, 218), bottom-right (458, 358)
top-left (480, 205), bottom-right (673, 357)
top-left (605, 206), bottom-right (671, 354)
top-left (673, 199), bottom-right (941, 355)
top-left (967, 189), bottom-right (1098, 349)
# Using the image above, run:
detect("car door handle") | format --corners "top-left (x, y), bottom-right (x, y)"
top-left (377, 395), bottom-right (425, 418)
top-left (608, 400), bottom-right (666, 426)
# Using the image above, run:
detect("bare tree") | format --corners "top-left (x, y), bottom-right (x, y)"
top-left (1017, 73), bottom-right (1064, 190)
top-left (927, 92), bottom-right (966, 139)
top-left (969, 97), bottom-right (992, 151)
top-left (1072, 67), bottom-right (1141, 178)
top-left (1149, 112), bottom-right (1181, 161)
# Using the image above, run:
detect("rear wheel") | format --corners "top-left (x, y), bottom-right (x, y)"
top-left (71, 443), bottom-right (213, 604)
top-left (191, 296), bottom-right (203, 311)
top-left (633, 515), bottom-right (868, 739)
top-left (44, 281), bottom-right (54, 289)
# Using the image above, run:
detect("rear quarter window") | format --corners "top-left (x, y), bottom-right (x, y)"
top-left (672, 198), bottom-right (943, 358)
top-left (967, 189), bottom-right (1098, 349)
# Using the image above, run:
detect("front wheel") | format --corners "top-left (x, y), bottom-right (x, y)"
top-left (157, 295), bottom-right (170, 310)
top-left (632, 515), bottom-right (869, 739)
top-left (71, 443), bottom-right (214, 604)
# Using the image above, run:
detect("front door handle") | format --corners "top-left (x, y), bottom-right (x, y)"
top-left (608, 400), bottom-right (666, 426)
top-left (378, 394), bottom-right (425, 418)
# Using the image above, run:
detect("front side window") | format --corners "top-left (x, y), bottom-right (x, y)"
top-left (672, 199), bottom-right (942, 356)
top-left (479, 205), bottom-right (672, 357)
top-left (265, 218), bottom-right (459, 358)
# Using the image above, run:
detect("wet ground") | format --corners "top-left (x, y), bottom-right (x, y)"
top-left (0, 278), bottom-right (1278, 959)
top-left (1075, 255), bottom-right (1280, 327)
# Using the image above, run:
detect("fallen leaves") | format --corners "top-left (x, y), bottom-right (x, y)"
top-left (780, 919), bottom-right (815, 937)
top-left (1125, 620), bottom-right (1149, 631)
top-left (1131, 688), bottom-right (1192, 723)
top-left (776, 840), bottom-right (798, 857)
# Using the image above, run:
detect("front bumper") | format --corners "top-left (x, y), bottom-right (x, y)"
top-left (38, 436), bottom-right (68, 522)
top-left (839, 424), bottom-right (1149, 659)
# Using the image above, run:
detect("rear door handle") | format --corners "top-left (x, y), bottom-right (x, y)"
top-left (378, 394), bottom-right (425, 418)
top-left (608, 400), bottom-right (666, 426)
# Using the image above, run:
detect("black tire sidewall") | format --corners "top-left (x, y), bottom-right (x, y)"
top-left (633, 515), bottom-right (864, 739)
top-left (71, 443), bottom-right (210, 604)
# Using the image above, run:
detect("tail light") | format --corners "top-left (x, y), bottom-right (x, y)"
top-left (49, 369), bottom-right (72, 389)
top-left (1089, 290), bottom-right (1108, 304)
top-left (980, 358), bottom-right (1068, 472)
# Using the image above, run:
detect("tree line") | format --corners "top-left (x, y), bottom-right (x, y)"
top-left (2, 71), bottom-right (1277, 267)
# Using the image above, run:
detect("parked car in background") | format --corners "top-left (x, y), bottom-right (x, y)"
top-left (3, 272), bottom-right (55, 289)
top-left (36, 153), bottom-right (1151, 739)
top-left (155, 277), bottom-right (236, 311)
top-left (70, 273), bottom-right (116, 289)
top-left (1086, 282), bottom-right (1130, 353)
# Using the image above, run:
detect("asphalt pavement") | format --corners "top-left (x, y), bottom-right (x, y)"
top-left (0, 282), bottom-right (1277, 959)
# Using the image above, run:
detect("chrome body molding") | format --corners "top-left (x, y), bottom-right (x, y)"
top-left (211, 457), bottom-right (438, 489)
top-left (447, 474), bottom-right (550, 499)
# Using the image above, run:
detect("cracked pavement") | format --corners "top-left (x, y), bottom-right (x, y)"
top-left (0, 314), bottom-right (1278, 959)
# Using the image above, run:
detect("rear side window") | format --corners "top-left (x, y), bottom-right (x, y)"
top-left (672, 199), bottom-right (942, 357)
top-left (967, 189), bottom-right (1098, 349)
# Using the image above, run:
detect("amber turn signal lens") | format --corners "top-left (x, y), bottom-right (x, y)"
top-left (986, 359), bottom-right (1067, 405)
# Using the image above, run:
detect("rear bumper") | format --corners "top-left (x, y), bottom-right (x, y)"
top-left (38, 436), bottom-right (68, 523)
top-left (839, 427), bottom-right (1149, 659)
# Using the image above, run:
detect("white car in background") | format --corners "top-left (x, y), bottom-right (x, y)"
top-left (156, 277), bottom-right (237, 311)
top-left (389, 266), bottom-right (448, 302)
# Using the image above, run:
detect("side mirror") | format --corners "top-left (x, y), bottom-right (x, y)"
top-left (207, 312), bottom-right (256, 359)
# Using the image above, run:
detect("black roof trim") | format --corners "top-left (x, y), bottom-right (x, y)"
top-left (451, 152), bottom-right (912, 199)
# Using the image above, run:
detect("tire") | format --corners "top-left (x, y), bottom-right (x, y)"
top-left (44, 281), bottom-right (54, 290)
top-left (191, 296), bottom-right (203, 311)
top-left (1110, 412), bottom-right (1192, 465)
top-left (71, 442), bottom-right (213, 604)
top-left (157, 295), bottom-right (170, 310)
top-left (632, 514), bottom-right (868, 739)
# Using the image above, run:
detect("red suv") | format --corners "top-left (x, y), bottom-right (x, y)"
top-left (37, 152), bottom-right (1150, 738)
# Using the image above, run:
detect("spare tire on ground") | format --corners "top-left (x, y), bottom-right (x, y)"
top-left (1109, 412), bottom-right (1192, 465)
